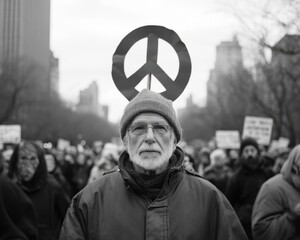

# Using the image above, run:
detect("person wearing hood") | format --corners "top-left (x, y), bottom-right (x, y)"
top-left (8, 141), bottom-right (70, 240)
top-left (252, 144), bottom-right (300, 240)
top-left (59, 89), bottom-right (248, 240)
top-left (225, 137), bottom-right (272, 240)
top-left (0, 174), bottom-right (38, 240)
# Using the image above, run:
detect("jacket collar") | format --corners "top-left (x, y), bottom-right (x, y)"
top-left (118, 147), bottom-right (184, 196)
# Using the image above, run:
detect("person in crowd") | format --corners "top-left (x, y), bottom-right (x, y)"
top-left (71, 152), bottom-right (92, 194)
top-left (252, 144), bottom-right (300, 240)
top-left (260, 152), bottom-right (275, 175)
top-left (182, 152), bottom-right (197, 172)
top-left (45, 151), bottom-right (72, 199)
top-left (59, 153), bottom-right (77, 196)
top-left (91, 141), bottom-right (104, 163)
top-left (0, 174), bottom-right (39, 240)
top-left (227, 149), bottom-right (240, 172)
top-left (88, 142), bottom-right (119, 183)
top-left (225, 137), bottom-right (272, 240)
top-left (8, 141), bottom-right (70, 240)
top-left (203, 148), bottom-right (232, 193)
top-left (196, 147), bottom-right (211, 175)
top-left (59, 89), bottom-right (248, 239)
top-left (271, 148), bottom-right (290, 175)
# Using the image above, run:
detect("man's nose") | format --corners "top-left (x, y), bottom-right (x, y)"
top-left (145, 127), bottom-right (155, 143)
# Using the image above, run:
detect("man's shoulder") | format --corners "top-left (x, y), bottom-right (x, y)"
top-left (182, 169), bottom-right (220, 192)
top-left (90, 168), bottom-right (121, 185)
top-left (72, 169), bottom-right (123, 205)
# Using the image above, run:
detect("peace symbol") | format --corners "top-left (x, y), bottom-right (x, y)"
top-left (112, 25), bottom-right (192, 101)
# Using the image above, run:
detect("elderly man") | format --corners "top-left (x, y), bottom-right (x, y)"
top-left (59, 89), bottom-right (247, 240)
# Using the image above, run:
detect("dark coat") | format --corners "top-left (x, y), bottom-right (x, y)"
top-left (203, 165), bottom-right (232, 194)
top-left (0, 175), bottom-right (38, 240)
top-left (225, 164), bottom-right (271, 239)
top-left (59, 148), bottom-right (248, 240)
top-left (9, 142), bottom-right (70, 240)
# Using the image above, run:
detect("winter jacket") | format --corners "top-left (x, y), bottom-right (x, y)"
top-left (203, 165), bottom-right (232, 194)
top-left (225, 163), bottom-right (271, 239)
top-left (252, 174), bottom-right (300, 240)
top-left (59, 148), bottom-right (248, 240)
top-left (0, 175), bottom-right (38, 240)
top-left (252, 145), bottom-right (300, 240)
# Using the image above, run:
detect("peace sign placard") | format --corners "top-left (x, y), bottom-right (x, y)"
top-left (112, 25), bottom-right (192, 101)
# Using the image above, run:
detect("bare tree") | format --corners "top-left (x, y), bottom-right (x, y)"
top-left (218, 0), bottom-right (300, 146)
top-left (0, 58), bottom-right (44, 124)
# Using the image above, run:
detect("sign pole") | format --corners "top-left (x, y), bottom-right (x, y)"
top-left (147, 74), bottom-right (151, 90)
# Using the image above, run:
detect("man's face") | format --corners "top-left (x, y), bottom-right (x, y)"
top-left (241, 145), bottom-right (260, 169)
top-left (242, 145), bottom-right (258, 159)
top-left (17, 144), bottom-right (39, 181)
top-left (123, 113), bottom-right (177, 174)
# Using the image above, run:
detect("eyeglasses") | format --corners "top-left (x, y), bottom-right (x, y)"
top-left (128, 123), bottom-right (172, 136)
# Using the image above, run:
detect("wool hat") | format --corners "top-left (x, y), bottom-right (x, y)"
top-left (120, 89), bottom-right (182, 142)
top-left (239, 137), bottom-right (259, 156)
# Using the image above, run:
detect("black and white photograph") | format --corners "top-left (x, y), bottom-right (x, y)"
top-left (0, 0), bottom-right (300, 239)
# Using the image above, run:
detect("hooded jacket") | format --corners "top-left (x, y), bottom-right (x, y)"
top-left (59, 147), bottom-right (248, 240)
top-left (252, 145), bottom-right (300, 240)
top-left (9, 142), bottom-right (70, 240)
top-left (0, 175), bottom-right (38, 240)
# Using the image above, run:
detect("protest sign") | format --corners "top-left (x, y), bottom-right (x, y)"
top-left (242, 116), bottom-right (273, 145)
top-left (215, 130), bottom-right (240, 149)
top-left (0, 125), bottom-right (21, 144)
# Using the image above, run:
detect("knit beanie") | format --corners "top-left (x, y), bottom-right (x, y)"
top-left (239, 137), bottom-right (259, 156)
top-left (120, 89), bottom-right (182, 142)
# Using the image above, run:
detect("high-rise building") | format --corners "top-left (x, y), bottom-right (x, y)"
top-left (0, 0), bottom-right (52, 93)
top-left (206, 36), bottom-right (244, 108)
top-left (76, 81), bottom-right (109, 121)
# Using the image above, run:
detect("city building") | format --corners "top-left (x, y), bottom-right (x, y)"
top-left (206, 36), bottom-right (244, 109)
top-left (76, 81), bottom-right (109, 121)
top-left (0, 0), bottom-right (55, 95)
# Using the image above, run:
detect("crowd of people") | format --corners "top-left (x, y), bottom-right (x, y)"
top-left (0, 140), bottom-right (121, 240)
top-left (0, 91), bottom-right (299, 239)
top-left (0, 135), bottom-right (299, 239)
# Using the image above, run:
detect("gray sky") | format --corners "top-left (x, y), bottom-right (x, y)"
top-left (50, 0), bottom-right (243, 123)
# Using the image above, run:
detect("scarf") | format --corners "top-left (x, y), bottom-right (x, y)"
top-left (119, 147), bottom-right (184, 201)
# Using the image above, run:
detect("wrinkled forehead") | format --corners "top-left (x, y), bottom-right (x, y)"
top-left (131, 112), bottom-right (169, 124)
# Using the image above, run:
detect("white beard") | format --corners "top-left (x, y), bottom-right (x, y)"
top-left (129, 147), bottom-right (174, 173)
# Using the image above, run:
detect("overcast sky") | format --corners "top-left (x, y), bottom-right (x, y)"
top-left (50, 0), bottom-right (250, 123)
